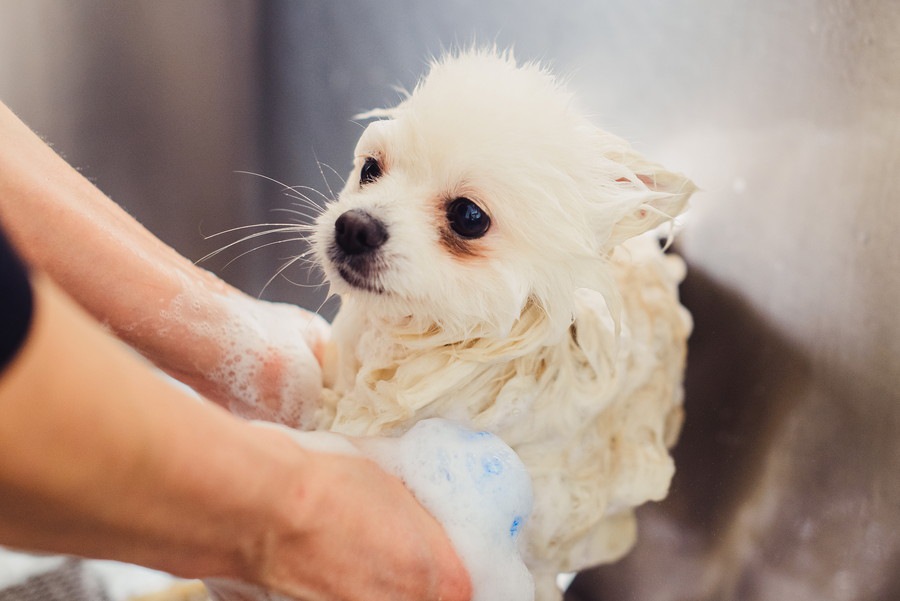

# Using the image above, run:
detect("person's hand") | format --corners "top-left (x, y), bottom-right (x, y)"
top-left (0, 273), bottom-right (466, 601)
top-left (150, 291), bottom-right (332, 429)
top-left (209, 431), bottom-right (473, 601)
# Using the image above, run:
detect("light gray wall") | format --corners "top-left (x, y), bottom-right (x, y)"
top-left (1, 2), bottom-right (898, 600)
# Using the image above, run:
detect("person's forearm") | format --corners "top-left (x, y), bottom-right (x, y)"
top-left (0, 102), bottom-right (326, 426)
top-left (0, 274), bottom-right (309, 579)
top-left (0, 103), bottom-right (227, 336)
top-left (0, 275), bottom-right (471, 601)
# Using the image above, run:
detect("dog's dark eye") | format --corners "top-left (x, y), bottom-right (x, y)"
top-left (360, 157), bottom-right (383, 185)
top-left (447, 198), bottom-right (491, 239)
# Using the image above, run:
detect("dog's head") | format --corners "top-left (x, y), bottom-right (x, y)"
top-left (314, 50), bottom-right (695, 339)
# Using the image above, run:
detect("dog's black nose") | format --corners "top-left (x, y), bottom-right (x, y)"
top-left (334, 209), bottom-right (389, 255)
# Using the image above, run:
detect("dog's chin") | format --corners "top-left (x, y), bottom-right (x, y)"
top-left (330, 263), bottom-right (387, 295)
top-left (321, 242), bottom-right (389, 295)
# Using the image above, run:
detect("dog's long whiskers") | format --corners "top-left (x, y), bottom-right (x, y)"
top-left (272, 206), bottom-right (321, 222)
top-left (292, 245), bottom-right (319, 259)
top-left (282, 193), bottom-right (326, 214)
top-left (221, 237), bottom-right (310, 270)
top-left (286, 185), bottom-right (334, 205)
top-left (201, 222), bottom-right (306, 239)
top-left (259, 254), bottom-right (311, 298)
top-left (226, 166), bottom-right (329, 301)
top-left (289, 201), bottom-right (326, 216)
top-left (273, 252), bottom-right (320, 269)
top-left (235, 170), bottom-right (328, 209)
top-left (197, 227), bottom-right (305, 264)
top-left (319, 162), bottom-right (346, 186)
top-left (281, 187), bottom-right (326, 207)
top-left (278, 269), bottom-right (328, 289)
top-left (313, 151), bottom-right (338, 202)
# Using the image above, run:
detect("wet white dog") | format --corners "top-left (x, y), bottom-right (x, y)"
top-left (312, 49), bottom-right (695, 601)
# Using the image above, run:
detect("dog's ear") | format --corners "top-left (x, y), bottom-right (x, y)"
top-left (605, 147), bottom-right (696, 248)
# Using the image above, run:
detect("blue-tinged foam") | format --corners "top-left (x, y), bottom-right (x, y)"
top-left (364, 419), bottom-right (535, 601)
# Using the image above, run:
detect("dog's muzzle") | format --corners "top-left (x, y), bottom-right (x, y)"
top-left (329, 209), bottom-right (389, 293)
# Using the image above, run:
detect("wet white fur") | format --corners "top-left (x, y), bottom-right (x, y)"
top-left (313, 49), bottom-right (695, 601)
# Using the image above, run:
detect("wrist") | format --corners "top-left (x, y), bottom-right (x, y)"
top-left (144, 421), bottom-right (320, 584)
top-left (229, 426), bottom-right (319, 588)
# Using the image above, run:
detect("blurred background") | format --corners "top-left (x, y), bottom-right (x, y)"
top-left (1, 1), bottom-right (898, 600)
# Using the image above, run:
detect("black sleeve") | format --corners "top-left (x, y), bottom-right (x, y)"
top-left (0, 222), bottom-right (33, 374)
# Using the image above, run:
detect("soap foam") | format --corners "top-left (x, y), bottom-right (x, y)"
top-left (157, 272), bottom-right (328, 428)
top-left (359, 419), bottom-right (535, 601)
top-left (207, 419), bottom-right (534, 601)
